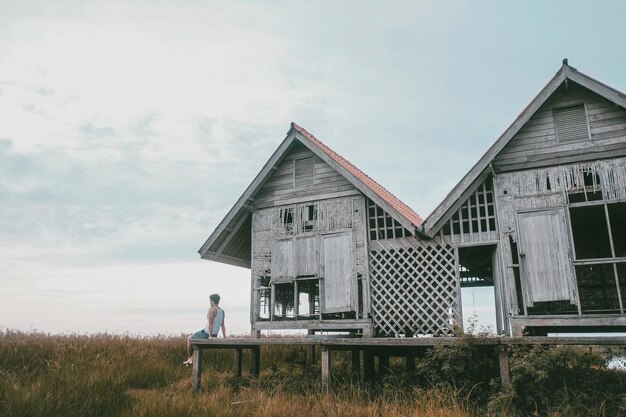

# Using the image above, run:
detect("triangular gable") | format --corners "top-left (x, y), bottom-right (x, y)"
top-left (199, 123), bottom-right (424, 266)
top-left (424, 63), bottom-right (626, 236)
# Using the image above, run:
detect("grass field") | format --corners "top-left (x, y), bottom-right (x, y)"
top-left (0, 330), bottom-right (624, 417)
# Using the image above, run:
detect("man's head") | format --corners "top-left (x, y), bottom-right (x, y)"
top-left (209, 293), bottom-right (221, 305)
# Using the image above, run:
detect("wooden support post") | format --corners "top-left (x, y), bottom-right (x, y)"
top-left (321, 346), bottom-right (331, 389)
top-left (351, 349), bottom-right (361, 383)
top-left (234, 348), bottom-right (243, 378)
top-left (405, 353), bottom-right (415, 373)
top-left (364, 349), bottom-right (375, 383)
top-left (249, 346), bottom-right (261, 376)
top-left (499, 347), bottom-right (511, 390)
top-left (307, 345), bottom-right (317, 365)
top-left (379, 353), bottom-right (390, 378)
top-left (191, 347), bottom-right (202, 393)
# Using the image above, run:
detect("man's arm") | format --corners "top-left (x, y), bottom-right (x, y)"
top-left (208, 306), bottom-right (216, 337)
top-left (221, 315), bottom-right (226, 338)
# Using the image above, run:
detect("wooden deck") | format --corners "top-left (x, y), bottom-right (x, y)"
top-left (189, 336), bottom-right (626, 392)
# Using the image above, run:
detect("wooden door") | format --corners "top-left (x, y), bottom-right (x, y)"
top-left (517, 209), bottom-right (576, 306)
top-left (321, 232), bottom-right (355, 313)
top-left (271, 239), bottom-right (294, 281)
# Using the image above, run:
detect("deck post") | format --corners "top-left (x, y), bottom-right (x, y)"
top-left (363, 349), bottom-right (375, 383)
top-left (234, 348), bottom-right (243, 378)
top-left (405, 352), bottom-right (415, 373)
top-left (351, 349), bottom-right (361, 383)
top-left (378, 352), bottom-right (390, 378)
top-left (191, 347), bottom-right (202, 393)
top-left (498, 346), bottom-right (511, 389)
top-left (249, 346), bottom-right (261, 376)
top-left (321, 346), bottom-right (331, 389)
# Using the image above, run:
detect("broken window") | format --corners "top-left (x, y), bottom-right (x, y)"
top-left (608, 203), bottom-right (626, 257)
top-left (296, 278), bottom-right (319, 319)
top-left (569, 205), bottom-right (612, 259)
top-left (256, 275), bottom-right (271, 320)
top-left (274, 282), bottom-right (295, 319)
top-left (566, 164), bottom-right (603, 203)
top-left (575, 264), bottom-right (621, 314)
top-left (568, 201), bottom-right (626, 314)
top-left (300, 203), bottom-right (318, 232)
top-left (278, 207), bottom-right (294, 234)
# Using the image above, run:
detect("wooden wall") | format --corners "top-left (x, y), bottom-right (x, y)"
top-left (253, 143), bottom-right (358, 209)
top-left (493, 81), bottom-right (626, 172)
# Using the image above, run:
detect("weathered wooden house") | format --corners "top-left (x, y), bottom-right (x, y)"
top-left (199, 123), bottom-right (458, 337)
top-left (425, 62), bottom-right (626, 336)
top-left (200, 62), bottom-right (626, 337)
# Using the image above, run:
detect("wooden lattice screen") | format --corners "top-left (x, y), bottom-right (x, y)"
top-left (369, 239), bottom-right (458, 336)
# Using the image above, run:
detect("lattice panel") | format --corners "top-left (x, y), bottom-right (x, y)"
top-left (369, 242), bottom-right (458, 336)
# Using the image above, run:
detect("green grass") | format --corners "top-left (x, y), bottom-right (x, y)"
top-left (0, 330), bottom-right (624, 417)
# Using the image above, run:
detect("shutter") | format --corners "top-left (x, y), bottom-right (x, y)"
top-left (294, 157), bottom-right (314, 187)
top-left (554, 104), bottom-right (590, 142)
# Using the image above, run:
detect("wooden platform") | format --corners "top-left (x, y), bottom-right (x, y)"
top-left (189, 336), bottom-right (626, 392)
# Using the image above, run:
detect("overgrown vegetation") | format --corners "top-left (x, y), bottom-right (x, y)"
top-left (0, 330), bottom-right (624, 416)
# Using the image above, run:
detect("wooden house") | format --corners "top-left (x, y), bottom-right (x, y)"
top-left (200, 62), bottom-right (626, 337)
top-left (425, 62), bottom-right (626, 336)
top-left (199, 123), bottom-right (459, 337)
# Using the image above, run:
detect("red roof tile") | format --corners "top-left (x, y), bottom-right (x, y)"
top-left (292, 123), bottom-right (424, 227)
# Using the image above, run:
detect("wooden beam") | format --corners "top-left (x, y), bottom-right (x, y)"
top-left (249, 346), bottom-right (260, 376)
top-left (321, 346), bottom-right (331, 389)
top-left (234, 348), bottom-right (243, 378)
top-left (498, 347), bottom-right (511, 390)
top-left (191, 348), bottom-right (202, 393)
top-left (351, 349), bottom-right (361, 383)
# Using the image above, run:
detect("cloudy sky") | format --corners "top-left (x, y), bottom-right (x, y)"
top-left (1, 1), bottom-right (625, 336)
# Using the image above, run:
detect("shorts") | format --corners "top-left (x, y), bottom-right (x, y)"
top-left (190, 329), bottom-right (217, 339)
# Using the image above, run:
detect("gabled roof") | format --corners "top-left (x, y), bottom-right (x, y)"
top-left (424, 63), bottom-right (626, 236)
top-left (199, 123), bottom-right (424, 266)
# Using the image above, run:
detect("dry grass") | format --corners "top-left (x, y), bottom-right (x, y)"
top-left (0, 330), bottom-right (623, 417)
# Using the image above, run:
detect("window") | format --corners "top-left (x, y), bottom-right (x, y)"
top-left (367, 200), bottom-right (411, 240)
top-left (554, 103), bottom-right (590, 143)
top-left (568, 201), bottom-right (626, 314)
top-left (294, 157), bottom-right (314, 187)
top-left (569, 205), bottom-right (612, 259)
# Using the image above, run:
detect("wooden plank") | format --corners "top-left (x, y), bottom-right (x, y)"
top-left (498, 348), bottom-right (511, 389)
top-left (322, 232), bottom-right (355, 313)
top-left (321, 347), bottom-right (331, 389)
top-left (351, 350), bottom-right (361, 383)
top-left (517, 209), bottom-right (576, 306)
top-left (191, 348), bottom-right (202, 393)
top-left (249, 346), bottom-right (260, 376)
top-left (234, 348), bottom-right (243, 378)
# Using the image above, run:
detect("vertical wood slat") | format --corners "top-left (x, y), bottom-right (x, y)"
top-left (191, 348), bottom-right (202, 393)
top-left (249, 346), bottom-right (260, 376)
top-left (483, 182), bottom-right (491, 233)
top-left (321, 347), bottom-right (331, 389)
top-left (234, 348), bottom-right (243, 378)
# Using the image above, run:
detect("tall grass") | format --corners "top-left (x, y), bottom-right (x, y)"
top-left (0, 330), bottom-right (624, 417)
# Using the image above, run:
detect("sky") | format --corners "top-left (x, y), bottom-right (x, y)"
top-left (1, 1), bottom-right (625, 337)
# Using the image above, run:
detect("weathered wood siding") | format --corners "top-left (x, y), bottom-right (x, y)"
top-left (493, 82), bottom-right (626, 172)
top-left (517, 209), bottom-right (576, 306)
top-left (495, 157), bottom-right (626, 316)
top-left (252, 195), bottom-right (368, 317)
top-left (253, 143), bottom-right (358, 209)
